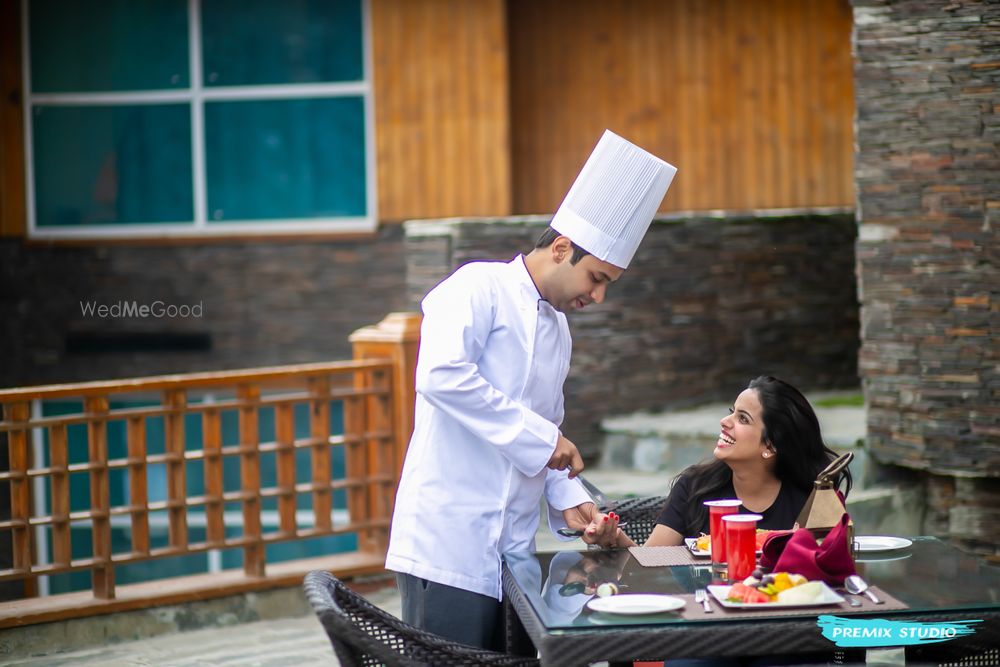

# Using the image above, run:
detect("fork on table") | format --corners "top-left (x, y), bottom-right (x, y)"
top-left (695, 588), bottom-right (712, 613)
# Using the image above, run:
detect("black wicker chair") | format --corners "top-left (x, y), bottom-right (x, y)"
top-left (303, 570), bottom-right (539, 667)
top-left (603, 495), bottom-right (667, 545)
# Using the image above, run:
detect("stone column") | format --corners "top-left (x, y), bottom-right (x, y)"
top-left (852, 0), bottom-right (999, 553)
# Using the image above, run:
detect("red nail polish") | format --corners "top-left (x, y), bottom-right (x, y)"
top-left (603, 516), bottom-right (609, 522)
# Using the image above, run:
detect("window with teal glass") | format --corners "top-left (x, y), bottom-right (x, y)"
top-left (201, 0), bottom-right (363, 86)
top-left (205, 98), bottom-right (366, 221)
top-left (25, 0), bottom-right (373, 239)
top-left (32, 105), bottom-right (193, 226)
top-left (29, 0), bottom-right (189, 93)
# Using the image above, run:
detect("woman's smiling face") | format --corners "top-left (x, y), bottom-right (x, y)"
top-left (715, 388), bottom-right (770, 463)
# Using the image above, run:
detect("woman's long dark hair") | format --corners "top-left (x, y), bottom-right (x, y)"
top-left (677, 375), bottom-right (852, 537)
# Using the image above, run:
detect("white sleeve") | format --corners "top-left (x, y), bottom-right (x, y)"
top-left (544, 470), bottom-right (593, 538)
top-left (415, 269), bottom-right (558, 477)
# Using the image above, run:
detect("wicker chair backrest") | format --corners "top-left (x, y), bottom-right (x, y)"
top-left (303, 571), bottom-right (539, 667)
top-left (603, 495), bottom-right (667, 545)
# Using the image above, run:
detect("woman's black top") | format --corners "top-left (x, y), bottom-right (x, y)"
top-left (655, 473), bottom-right (810, 537)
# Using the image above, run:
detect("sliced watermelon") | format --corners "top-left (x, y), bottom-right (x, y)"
top-left (743, 588), bottom-right (772, 604)
top-left (727, 583), bottom-right (751, 601)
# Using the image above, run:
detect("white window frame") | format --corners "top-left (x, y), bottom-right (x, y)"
top-left (21, 0), bottom-right (377, 240)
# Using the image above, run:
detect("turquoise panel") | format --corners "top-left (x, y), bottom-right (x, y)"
top-left (204, 97), bottom-right (366, 221)
top-left (29, 0), bottom-right (188, 93)
top-left (32, 104), bottom-right (193, 226)
top-left (201, 0), bottom-right (363, 86)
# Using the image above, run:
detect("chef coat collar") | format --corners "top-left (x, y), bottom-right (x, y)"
top-left (511, 254), bottom-right (547, 308)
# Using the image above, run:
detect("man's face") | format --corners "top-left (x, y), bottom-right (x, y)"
top-left (546, 249), bottom-right (624, 313)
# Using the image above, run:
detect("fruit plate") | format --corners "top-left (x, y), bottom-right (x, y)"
top-left (853, 536), bottom-right (913, 553)
top-left (684, 538), bottom-right (711, 557)
top-left (706, 583), bottom-right (844, 609)
top-left (586, 594), bottom-right (686, 615)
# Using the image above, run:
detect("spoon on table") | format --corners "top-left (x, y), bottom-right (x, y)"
top-left (839, 588), bottom-right (863, 607)
top-left (845, 574), bottom-right (883, 604)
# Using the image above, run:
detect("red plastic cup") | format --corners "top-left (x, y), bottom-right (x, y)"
top-left (704, 499), bottom-right (743, 565)
top-left (723, 513), bottom-right (763, 582)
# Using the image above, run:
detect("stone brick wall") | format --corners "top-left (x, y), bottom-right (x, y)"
top-left (853, 0), bottom-right (999, 551)
top-left (0, 226), bottom-right (409, 389)
top-left (405, 211), bottom-right (861, 459)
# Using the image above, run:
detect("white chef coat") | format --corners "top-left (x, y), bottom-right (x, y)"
top-left (385, 255), bottom-right (592, 601)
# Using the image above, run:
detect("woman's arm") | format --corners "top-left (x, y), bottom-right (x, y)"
top-left (643, 523), bottom-right (685, 547)
top-left (643, 472), bottom-right (695, 546)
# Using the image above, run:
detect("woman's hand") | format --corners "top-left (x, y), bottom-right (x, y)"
top-left (582, 511), bottom-right (622, 549)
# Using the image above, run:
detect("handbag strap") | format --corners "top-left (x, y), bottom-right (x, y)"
top-left (815, 451), bottom-right (854, 487)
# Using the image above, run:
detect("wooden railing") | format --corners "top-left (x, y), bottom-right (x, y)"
top-left (0, 313), bottom-right (420, 626)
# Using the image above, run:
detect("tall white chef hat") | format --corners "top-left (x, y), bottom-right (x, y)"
top-left (550, 130), bottom-right (677, 269)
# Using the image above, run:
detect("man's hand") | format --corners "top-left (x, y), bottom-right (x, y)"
top-left (562, 502), bottom-right (598, 533)
top-left (562, 502), bottom-right (632, 549)
top-left (547, 434), bottom-right (584, 479)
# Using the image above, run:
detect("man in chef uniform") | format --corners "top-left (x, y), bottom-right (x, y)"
top-left (385, 130), bottom-right (677, 650)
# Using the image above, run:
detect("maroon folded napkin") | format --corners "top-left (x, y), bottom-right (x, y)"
top-left (758, 513), bottom-right (857, 586)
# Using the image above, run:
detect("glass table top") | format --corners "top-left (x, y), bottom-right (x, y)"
top-left (503, 537), bottom-right (1000, 630)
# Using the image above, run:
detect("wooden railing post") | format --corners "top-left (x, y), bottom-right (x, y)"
top-left (50, 423), bottom-right (71, 566)
top-left (84, 396), bottom-right (114, 599)
top-left (307, 377), bottom-right (333, 533)
top-left (4, 402), bottom-right (33, 591)
top-left (274, 403), bottom-right (297, 537)
top-left (342, 383), bottom-right (370, 547)
top-left (126, 417), bottom-right (149, 557)
top-left (237, 384), bottom-right (264, 577)
top-left (202, 406), bottom-right (225, 548)
top-left (349, 313), bottom-right (421, 483)
top-left (163, 390), bottom-right (188, 553)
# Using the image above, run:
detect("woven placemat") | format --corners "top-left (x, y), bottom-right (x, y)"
top-left (678, 585), bottom-right (907, 621)
top-left (629, 546), bottom-right (702, 567)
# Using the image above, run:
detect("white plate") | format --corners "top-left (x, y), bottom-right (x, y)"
top-left (706, 583), bottom-right (844, 609)
top-left (586, 594), bottom-right (686, 615)
top-left (684, 538), bottom-right (711, 557)
top-left (856, 552), bottom-right (912, 564)
top-left (854, 536), bottom-right (913, 552)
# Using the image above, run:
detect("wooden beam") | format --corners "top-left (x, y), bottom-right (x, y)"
top-left (0, 553), bottom-right (387, 629)
top-left (0, 0), bottom-right (26, 238)
top-left (0, 359), bottom-right (392, 402)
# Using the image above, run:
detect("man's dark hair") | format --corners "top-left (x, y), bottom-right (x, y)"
top-left (534, 227), bottom-right (591, 265)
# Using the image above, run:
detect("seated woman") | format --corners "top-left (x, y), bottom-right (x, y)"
top-left (602, 376), bottom-right (854, 667)
top-left (607, 375), bottom-right (851, 548)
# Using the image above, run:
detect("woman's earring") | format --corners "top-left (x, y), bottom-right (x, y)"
top-left (762, 451), bottom-right (771, 459)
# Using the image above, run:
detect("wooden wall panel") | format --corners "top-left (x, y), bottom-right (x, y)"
top-left (508, 0), bottom-right (855, 214)
top-left (1, 0), bottom-right (26, 237)
top-left (371, 0), bottom-right (512, 221)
